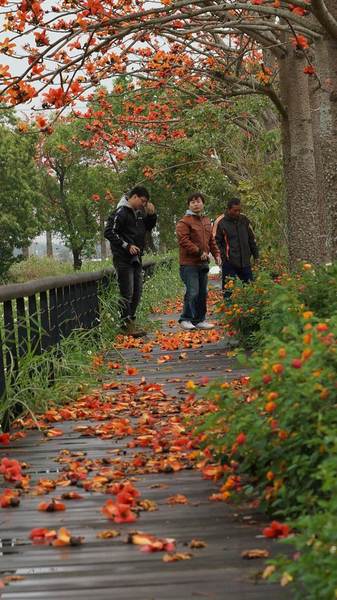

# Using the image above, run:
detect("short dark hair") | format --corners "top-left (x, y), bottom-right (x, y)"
top-left (188, 192), bottom-right (205, 205)
top-left (227, 197), bottom-right (241, 209)
top-left (128, 186), bottom-right (150, 201)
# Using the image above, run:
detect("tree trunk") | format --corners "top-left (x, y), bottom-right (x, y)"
top-left (22, 246), bottom-right (29, 259)
top-left (46, 230), bottom-right (53, 258)
top-left (316, 3), bottom-right (337, 259)
top-left (278, 45), bottom-right (325, 265)
top-left (72, 249), bottom-right (82, 270)
top-left (144, 230), bottom-right (156, 253)
top-left (99, 212), bottom-right (107, 260)
top-left (308, 70), bottom-right (331, 261)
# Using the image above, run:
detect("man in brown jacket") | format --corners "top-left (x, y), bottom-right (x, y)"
top-left (176, 193), bottom-right (220, 330)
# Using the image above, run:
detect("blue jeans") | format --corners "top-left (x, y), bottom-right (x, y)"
top-left (222, 262), bottom-right (253, 299)
top-left (179, 265), bottom-right (209, 324)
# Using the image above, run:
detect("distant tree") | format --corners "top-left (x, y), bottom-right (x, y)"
top-left (0, 117), bottom-right (43, 280)
top-left (40, 120), bottom-right (117, 269)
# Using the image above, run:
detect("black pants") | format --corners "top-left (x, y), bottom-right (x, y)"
top-left (222, 261), bottom-right (253, 299)
top-left (113, 256), bottom-right (143, 323)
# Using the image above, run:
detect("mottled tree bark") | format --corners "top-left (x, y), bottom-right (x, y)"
top-left (22, 246), bottom-right (29, 259)
top-left (72, 248), bottom-right (82, 271)
top-left (316, 1), bottom-right (337, 259)
top-left (278, 45), bottom-right (325, 265)
top-left (308, 68), bottom-right (331, 261)
top-left (46, 230), bottom-right (53, 258)
top-left (99, 212), bottom-right (107, 260)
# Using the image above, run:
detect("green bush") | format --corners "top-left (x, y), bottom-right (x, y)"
top-left (196, 261), bottom-right (337, 598)
top-left (271, 446), bottom-right (337, 599)
top-left (216, 262), bottom-right (337, 350)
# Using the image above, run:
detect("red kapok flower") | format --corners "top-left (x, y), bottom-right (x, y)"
top-left (101, 499), bottom-right (137, 523)
top-left (263, 521), bottom-right (291, 538)
top-left (0, 457), bottom-right (22, 482)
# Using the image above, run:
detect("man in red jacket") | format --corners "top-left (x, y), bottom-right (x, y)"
top-left (176, 193), bottom-right (220, 330)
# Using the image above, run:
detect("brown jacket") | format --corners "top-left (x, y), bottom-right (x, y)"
top-left (176, 213), bottom-right (220, 266)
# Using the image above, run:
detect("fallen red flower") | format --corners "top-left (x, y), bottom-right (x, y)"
top-left (0, 457), bottom-right (22, 482)
top-left (263, 521), bottom-right (291, 539)
top-left (127, 531), bottom-right (176, 553)
top-left (38, 499), bottom-right (66, 512)
top-left (29, 528), bottom-right (57, 544)
top-left (101, 499), bottom-right (137, 523)
top-left (0, 488), bottom-right (20, 508)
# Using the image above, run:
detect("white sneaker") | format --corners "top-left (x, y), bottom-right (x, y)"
top-left (180, 321), bottom-right (196, 330)
top-left (195, 321), bottom-right (215, 329)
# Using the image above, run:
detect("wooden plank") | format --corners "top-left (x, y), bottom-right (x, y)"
top-left (0, 315), bottom-right (290, 599)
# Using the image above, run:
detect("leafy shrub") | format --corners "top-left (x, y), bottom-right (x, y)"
top-left (216, 262), bottom-right (337, 350)
top-left (199, 308), bottom-right (337, 518)
top-left (197, 262), bottom-right (337, 598)
top-left (271, 445), bottom-right (337, 599)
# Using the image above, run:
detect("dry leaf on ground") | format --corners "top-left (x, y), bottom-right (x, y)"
top-left (241, 549), bottom-right (270, 559)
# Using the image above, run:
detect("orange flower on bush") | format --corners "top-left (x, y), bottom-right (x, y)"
top-left (303, 333), bottom-right (312, 345)
top-left (263, 521), bottom-right (291, 538)
top-left (316, 323), bottom-right (328, 332)
top-left (236, 433), bottom-right (246, 445)
top-left (272, 363), bottom-right (284, 375)
top-left (186, 380), bottom-right (197, 391)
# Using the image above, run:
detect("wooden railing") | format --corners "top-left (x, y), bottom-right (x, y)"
top-left (0, 260), bottom-right (159, 427)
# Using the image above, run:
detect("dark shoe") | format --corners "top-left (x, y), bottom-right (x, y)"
top-left (123, 320), bottom-right (147, 338)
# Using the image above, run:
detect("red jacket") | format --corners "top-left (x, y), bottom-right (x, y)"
top-left (176, 213), bottom-right (220, 266)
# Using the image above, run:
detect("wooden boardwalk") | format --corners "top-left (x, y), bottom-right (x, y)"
top-left (0, 310), bottom-right (290, 600)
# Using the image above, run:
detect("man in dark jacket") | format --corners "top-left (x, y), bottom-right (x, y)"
top-left (104, 186), bottom-right (157, 335)
top-left (213, 198), bottom-right (259, 294)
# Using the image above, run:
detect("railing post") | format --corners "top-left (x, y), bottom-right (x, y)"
top-left (0, 328), bottom-right (7, 429)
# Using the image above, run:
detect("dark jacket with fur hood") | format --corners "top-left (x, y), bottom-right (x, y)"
top-left (213, 213), bottom-right (258, 268)
top-left (104, 198), bottom-right (157, 262)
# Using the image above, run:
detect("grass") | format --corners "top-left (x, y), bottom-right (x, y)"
top-left (5, 252), bottom-right (175, 284)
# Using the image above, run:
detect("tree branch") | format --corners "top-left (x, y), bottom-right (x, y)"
top-left (311, 0), bottom-right (337, 40)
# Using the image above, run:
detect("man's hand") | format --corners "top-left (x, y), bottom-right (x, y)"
top-left (128, 244), bottom-right (140, 255)
top-left (145, 202), bottom-right (156, 215)
top-left (200, 251), bottom-right (209, 261)
top-left (216, 256), bottom-right (222, 267)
